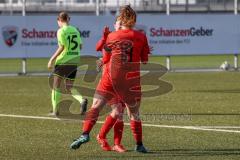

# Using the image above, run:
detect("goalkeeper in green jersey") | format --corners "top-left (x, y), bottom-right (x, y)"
top-left (48, 12), bottom-right (87, 116)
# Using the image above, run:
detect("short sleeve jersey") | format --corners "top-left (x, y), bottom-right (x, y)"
top-left (105, 29), bottom-right (149, 64)
top-left (55, 25), bottom-right (82, 65)
top-left (102, 29), bottom-right (150, 89)
top-left (98, 29), bottom-right (150, 105)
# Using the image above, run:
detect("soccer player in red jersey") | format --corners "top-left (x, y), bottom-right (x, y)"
top-left (95, 21), bottom-right (127, 153)
top-left (70, 5), bottom-right (150, 153)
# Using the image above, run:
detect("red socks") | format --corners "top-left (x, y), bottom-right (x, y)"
top-left (114, 120), bottom-right (124, 145)
top-left (99, 115), bottom-right (117, 139)
top-left (130, 120), bottom-right (143, 145)
top-left (82, 108), bottom-right (100, 134)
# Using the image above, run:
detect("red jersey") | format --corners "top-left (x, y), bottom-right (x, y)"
top-left (95, 35), bottom-right (111, 92)
top-left (96, 36), bottom-right (111, 64)
top-left (104, 29), bottom-right (150, 105)
top-left (95, 29), bottom-right (150, 105)
top-left (95, 34), bottom-right (118, 105)
top-left (105, 29), bottom-right (149, 64)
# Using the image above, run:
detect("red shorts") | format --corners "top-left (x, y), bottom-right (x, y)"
top-left (95, 73), bottom-right (141, 106)
top-left (95, 65), bottom-right (120, 105)
top-left (95, 77), bottom-right (119, 105)
top-left (109, 59), bottom-right (142, 106)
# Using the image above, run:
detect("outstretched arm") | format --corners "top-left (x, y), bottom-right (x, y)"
top-left (96, 26), bottom-right (111, 51)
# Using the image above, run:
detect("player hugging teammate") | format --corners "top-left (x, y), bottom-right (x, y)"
top-left (70, 5), bottom-right (150, 153)
top-left (95, 20), bottom-right (127, 152)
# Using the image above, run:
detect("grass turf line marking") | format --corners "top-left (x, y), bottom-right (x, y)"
top-left (196, 126), bottom-right (240, 129)
top-left (0, 113), bottom-right (240, 134)
top-left (141, 124), bottom-right (240, 133)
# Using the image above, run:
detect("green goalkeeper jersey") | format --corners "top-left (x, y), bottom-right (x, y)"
top-left (55, 25), bottom-right (82, 65)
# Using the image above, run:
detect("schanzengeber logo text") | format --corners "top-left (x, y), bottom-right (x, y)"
top-left (21, 28), bottom-right (91, 39)
top-left (150, 27), bottom-right (214, 37)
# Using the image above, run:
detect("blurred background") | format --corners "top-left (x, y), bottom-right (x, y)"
top-left (0, 0), bottom-right (240, 15)
top-left (0, 0), bottom-right (240, 74)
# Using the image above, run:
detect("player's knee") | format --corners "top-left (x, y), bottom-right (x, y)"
top-left (118, 108), bottom-right (125, 120)
top-left (110, 109), bottom-right (120, 119)
top-left (66, 84), bottom-right (73, 89)
top-left (117, 113), bottom-right (124, 120)
top-left (53, 76), bottom-right (62, 88)
top-left (91, 98), bottom-right (106, 111)
top-left (65, 86), bottom-right (72, 93)
top-left (110, 104), bottom-right (125, 119)
top-left (129, 112), bottom-right (140, 121)
top-left (53, 82), bottom-right (61, 90)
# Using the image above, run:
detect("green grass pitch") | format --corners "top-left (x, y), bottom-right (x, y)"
top-left (0, 56), bottom-right (240, 159)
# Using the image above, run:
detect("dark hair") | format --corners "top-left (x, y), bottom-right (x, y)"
top-left (57, 11), bottom-right (70, 22)
top-left (117, 5), bottom-right (136, 28)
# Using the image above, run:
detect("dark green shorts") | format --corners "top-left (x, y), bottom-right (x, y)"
top-left (53, 65), bottom-right (78, 80)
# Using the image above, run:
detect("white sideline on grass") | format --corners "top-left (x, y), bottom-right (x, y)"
top-left (0, 113), bottom-right (240, 134)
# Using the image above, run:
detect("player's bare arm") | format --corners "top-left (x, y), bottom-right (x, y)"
top-left (47, 45), bottom-right (64, 70)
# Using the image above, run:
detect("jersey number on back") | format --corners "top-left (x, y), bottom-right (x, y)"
top-left (105, 40), bottom-right (133, 62)
top-left (120, 40), bottom-right (133, 62)
top-left (67, 35), bottom-right (78, 55)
